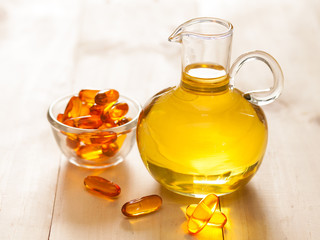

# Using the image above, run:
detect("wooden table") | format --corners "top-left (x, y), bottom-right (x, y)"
top-left (1, 0), bottom-right (319, 239)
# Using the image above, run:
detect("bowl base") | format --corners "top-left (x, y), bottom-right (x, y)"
top-left (68, 156), bottom-right (124, 169)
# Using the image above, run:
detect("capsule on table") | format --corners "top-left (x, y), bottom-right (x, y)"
top-left (187, 194), bottom-right (219, 234)
top-left (84, 176), bottom-right (121, 197)
top-left (121, 195), bottom-right (162, 217)
top-left (95, 89), bottom-right (119, 106)
top-left (109, 103), bottom-right (129, 121)
top-left (186, 204), bottom-right (227, 228)
top-left (90, 131), bottom-right (117, 144)
top-left (79, 89), bottom-right (99, 104)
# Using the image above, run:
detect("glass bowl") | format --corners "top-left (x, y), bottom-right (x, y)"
top-left (47, 93), bottom-right (141, 169)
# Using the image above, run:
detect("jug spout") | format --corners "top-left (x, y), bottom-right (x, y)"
top-left (168, 25), bottom-right (184, 43)
top-left (168, 17), bottom-right (234, 77)
top-left (168, 17), bottom-right (233, 43)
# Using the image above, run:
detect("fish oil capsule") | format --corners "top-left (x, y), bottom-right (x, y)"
top-left (62, 118), bottom-right (75, 127)
top-left (100, 101), bottom-right (118, 123)
top-left (90, 131), bottom-right (117, 144)
top-left (77, 133), bottom-right (92, 145)
top-left (95, 89), bottom-right (119, 106)
top-left (84, 176), bottom-right (121, 197)
top-left (187, 194), bottom-right (219, 234)
top-left (89, 104), bottom-right (105, 116)
top-left (100, 111), bottom-right (116, 125)
top-left (76, 144), bottom-right (104, 160)
top-left (79, 103), bottom-right (91, 116)
top-left (57, 113), bottom-right (64, 122)
top-left (102, 142), bottom-right (119, 157)
top-left (109, 103), bottom-right (129, 121)
top-left (121, 195), bottom-right (162, 217)
top-left (66, 136), bottom-right (80, 149)
top-left (116, 117), bottom-right (131, 126)
top-left (63, 96), bottom-right (82, 119)
top-left (98, 122), bottom-right (117, 129)
top-left (186, 204), bottom-right (227, 227)
top-left (76, 115), bottom-right (103, 129)
top-left (79, 89), bottom-right (99, 104)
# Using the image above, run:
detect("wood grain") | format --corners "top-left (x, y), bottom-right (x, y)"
top-left (0, 0), bottom-right (319, 239)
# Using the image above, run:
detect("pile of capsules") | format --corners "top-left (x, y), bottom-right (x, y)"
top-left (84, 175), bottom-right (227, 234)
top-left (57, 89), bottom-right (131, 161)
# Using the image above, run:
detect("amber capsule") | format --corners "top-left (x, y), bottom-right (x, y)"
top-left (100, 111), bottom-right (115, 124)
top-left (62, 118), bottom-right (75, 127)
top-left (108, 103), bottom-right (129, 121)
top-left (63, 96), bottom-right (82, 119)
top-left (100, 101), bottom-right (117, 120)
top-left (57, 113), bottom-right (64, 122)
top-left (98, 122), bottom-right (117, 130)
top-left (62, 131), bottom-right (78, 140)
top-left (121, 195), bottom-right (162, 217)
top-left (116, 117), bottom-right (131, 126)
top-left (95, 89), bottom-right (119, 106)
top-left (89, 104), bottom-right (105, 116)
top-left (186, 204), bottom-right (227, 228)
top-left (79, 103), bottom-right (91, 116)
top-left (66, 136), bottom-right (80, 149)
top-left (90, 131), bottom-right (117, 144)
top-left (102, 142), bottom-right (119, 157)
top-left (84, 176), bottom-right (121, 197)
top-left (79, 89), bottom-right (99, 104)
top-left (77, 133), bottom-right (91, 145)
top-left (76, 115), bottom-right (103, 129)
top-left (76, 144), bottom-right (104, 160)
top-left (187, 194), bottom-right (219, 234)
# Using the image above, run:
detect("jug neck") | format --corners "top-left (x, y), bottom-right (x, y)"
top-left (169, 18), bottom-right (233, 93)
top-left (181, 62), bottom-right (230, 93)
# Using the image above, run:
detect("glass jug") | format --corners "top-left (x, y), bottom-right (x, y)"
top-left (136, 17), bottom-right (283, 197)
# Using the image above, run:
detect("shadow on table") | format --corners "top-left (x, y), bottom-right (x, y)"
top-left (158, 184), bottom-right (268, 240)
top-left (220, 184), bottom-right (268, 239)
top-left (119, 185), bottom-right (200, 238)
top-left (52, 155), bottom-right (130, 226)
top-left (120, 183), bottom-right (267, 239)
top-left (54, 155), bottom-right (267, 239)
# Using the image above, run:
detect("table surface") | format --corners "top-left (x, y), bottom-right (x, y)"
top-left (1, 0), bottom-right (320, 239)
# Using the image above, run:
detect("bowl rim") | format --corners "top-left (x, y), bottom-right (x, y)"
top-left (47, 92), bottom-right (142, 134)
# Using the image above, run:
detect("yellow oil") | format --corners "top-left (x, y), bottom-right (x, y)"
top-left (137, 63), bottom-right (268, 197)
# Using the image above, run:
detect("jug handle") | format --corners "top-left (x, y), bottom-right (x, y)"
top-left (229, 50), bottom-right (284, 106)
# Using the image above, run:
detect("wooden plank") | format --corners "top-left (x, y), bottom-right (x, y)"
top-left (49, 149), bottom-right (224, 240)
top-left (48, 1), bottom-right (224, 239)
top-left (49, 148), bottom-right (220, 240)
top-left (0, 0), bottom-right (79, 239)
top-left (196, 0), bottom-right (320, 239)
top-left (221, 108), bottom-right (320, 239)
